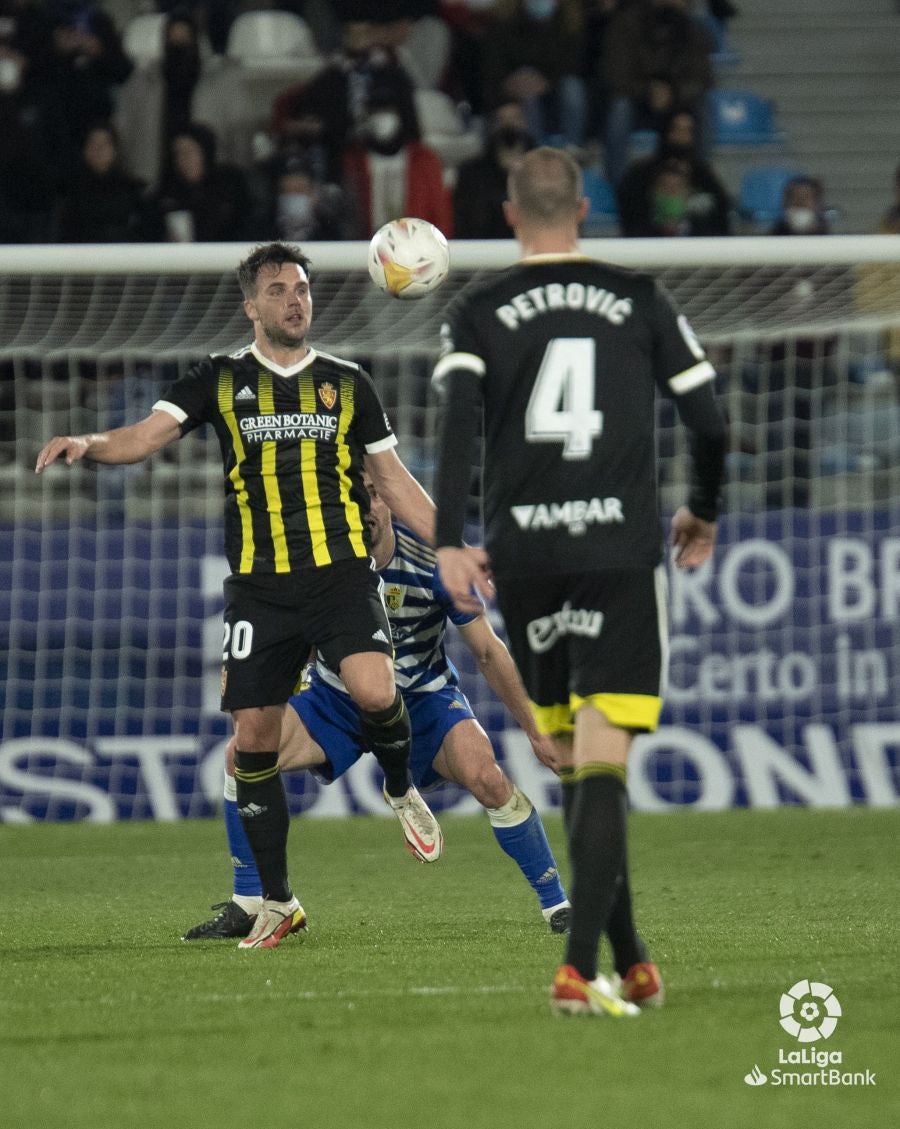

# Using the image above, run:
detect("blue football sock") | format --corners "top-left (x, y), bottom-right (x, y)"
top-left (223, 774), bottom-right (262, 898)
top-left (488, 790), bottom-right (567, 911)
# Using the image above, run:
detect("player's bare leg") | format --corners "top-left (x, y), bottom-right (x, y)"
top-left (434, 720), bottom-right (569, 928)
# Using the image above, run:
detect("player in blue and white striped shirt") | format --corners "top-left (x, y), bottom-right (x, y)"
top-left (183, 479), bottom-right (570, 941)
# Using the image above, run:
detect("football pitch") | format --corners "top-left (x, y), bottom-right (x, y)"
top-left (1, 807), bottom-right (895, 1129)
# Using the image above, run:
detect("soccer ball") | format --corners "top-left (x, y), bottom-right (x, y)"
top-left (368, 217), bottom-right (450, 299)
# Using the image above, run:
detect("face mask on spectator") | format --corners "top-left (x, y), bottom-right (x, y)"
top-left (662, 140), bottom-right (695, 159)
top-left (492, 126), bottom-right (531, 150)
top-left (784, 206), bottom-right (818, 232)
top-left (278, 193), bottom-right (314, 224)
top-left (277, 192), bottom-right (315, 239)
top-left (368, 111), bottom-right (402, 145)
top-left (0, 56), bottom-right (22, 91)
top-left (654, 193), bottom-right (686, 225)
top-left (163, 43), bottom-right (200, 91)
top-left (524, 0), bottom-right (557, 19)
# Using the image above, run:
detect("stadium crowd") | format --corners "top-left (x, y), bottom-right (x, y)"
top-left (2, 0), bottom-right (865, 246)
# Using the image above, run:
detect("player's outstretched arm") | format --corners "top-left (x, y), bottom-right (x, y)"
top-left (35, 410), bottom-right (181, 473)
top-left (670, 505), bottom-right (717, 569)
top-left (365, 447), bottom-right (435, 545)
top-left (458, 614), bottom-right (557, 770)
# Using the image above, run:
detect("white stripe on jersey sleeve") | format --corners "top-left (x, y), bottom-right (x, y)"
top-left (365, 433), bottom-right (398, 454)
top-left (151, 399), bottom-right (188, 424)
top-left (668, 360), bottom-right (716, 395)
top-left (432, 351), bottom-right (486, 391)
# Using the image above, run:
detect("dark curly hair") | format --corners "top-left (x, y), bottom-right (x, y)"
top-left (237, 242), bottom-right (312, 298)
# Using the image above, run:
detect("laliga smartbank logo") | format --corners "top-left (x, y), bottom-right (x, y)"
top-left (779, 978), bottom-right (841, 1042)
top-left (743, 980), bottom-right (876, 1089)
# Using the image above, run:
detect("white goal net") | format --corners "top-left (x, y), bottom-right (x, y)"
top-left (1, 236), bottom-right (898, 821)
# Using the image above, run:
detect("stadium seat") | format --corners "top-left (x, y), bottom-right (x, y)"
top-left (738, 164), bottom-right (803, 228)
top-left (414, 89), bottom-right (482, 175)
top-left (122, 12), bottom-right (167, 66)
top-left (225, 10), bottom-right (321, 70)
top-left (582, 168), bottom-right (618, 234)
top-left (695, 14), bottom-right (741, 68)
top-left (708, 89), bottom-right (784, 146)
top-left (397, 16), bottom-right (451, 89)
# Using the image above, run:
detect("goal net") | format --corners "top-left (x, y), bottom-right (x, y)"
top-left (1, 236), bottom-right (898, 821)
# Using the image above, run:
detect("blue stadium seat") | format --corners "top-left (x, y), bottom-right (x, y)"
top-left (582, 168), bottom-right (618, 234)
top-left (695, 14), bottom-right (741, 68)
top-left (708, 89), bottom-right (784, 146)
top-left (738, 164), bottom-right (803, 228)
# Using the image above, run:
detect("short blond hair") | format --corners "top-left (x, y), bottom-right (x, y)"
top-left (507, 147), bottom-right (582, 224)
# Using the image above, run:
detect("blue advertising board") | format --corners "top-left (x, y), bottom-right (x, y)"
top-left (1, 512), bottom-right (898, 821)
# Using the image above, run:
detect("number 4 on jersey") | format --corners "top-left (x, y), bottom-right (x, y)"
top-left (524, 338), bottom-right (603, 460)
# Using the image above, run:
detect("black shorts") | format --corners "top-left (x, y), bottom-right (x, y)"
top-left (220, 557), bottom-right (392, 711)
top-left (495, 568), bottom-right (668, 735)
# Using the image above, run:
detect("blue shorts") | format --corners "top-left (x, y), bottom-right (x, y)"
top-left (289, 675), bottom-right (476, 790)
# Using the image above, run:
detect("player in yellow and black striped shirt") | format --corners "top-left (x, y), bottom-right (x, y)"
top-left (36, 241), bottom-right (442, 948)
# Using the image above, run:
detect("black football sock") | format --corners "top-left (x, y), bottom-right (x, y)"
top-left (362, 692), bottom-right (412, 798)
top-left (563, 766), bottom-right (648, 974)
top-left (233, 749), bottom-right (292, 903)
top-left (563, 765), bottom-right (628, 982)
top-left (605, 847), bottom-right (650, 977)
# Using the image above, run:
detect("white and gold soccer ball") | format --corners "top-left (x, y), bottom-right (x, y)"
top-left (368, 217), bottom-right (450, 299)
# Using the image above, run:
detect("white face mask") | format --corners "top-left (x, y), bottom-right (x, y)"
top-left (278, 193), bottom-right (314, 223)
top-left (368, 110), bottom-right (401, 144)
top-left (0, 56), bottom-right (22, 92)
top-left (785, 206), bottom-right (818, 233)
top-left (525, 0), bottom-right (557, 18)
top-left (277, 193), bottom-right (315, 238)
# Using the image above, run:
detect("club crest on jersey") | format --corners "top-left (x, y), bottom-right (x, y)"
top-left (385, 584), bottom-right (405, 611)
top-left (317, 381), bottom-right (337, 410)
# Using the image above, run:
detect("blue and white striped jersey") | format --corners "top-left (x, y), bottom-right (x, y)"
top-left (316, 523), bottom-right (478, 693)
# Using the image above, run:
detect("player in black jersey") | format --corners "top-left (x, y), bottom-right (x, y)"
top-left (432, 149), bottom-right (727, 1016)
top-left (36, 241), bottom-right (442, 949)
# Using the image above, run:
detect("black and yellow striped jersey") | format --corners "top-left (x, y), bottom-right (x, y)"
top-left (153, 343), bottom-right (397, 574)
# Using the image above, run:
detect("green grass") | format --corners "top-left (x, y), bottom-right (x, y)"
top-left (1, 808), bottom-right (896, 1129)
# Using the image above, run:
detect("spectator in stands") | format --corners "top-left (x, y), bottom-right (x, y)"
top-left (745, 173), bottom-right (838, 506)
top-left (709, 0), bottom-right (739, 21)
top-left (116, 7), bottom-right (206, 189)
top-left (148, 122), bottom-right (250, 242)
top-left (879, 163), bottom-right (900, 233)
top-left (342, 79), bottom-right (452, 237)
top-left (872, 164), bottom-right (900, 372)
top-left (43, 3), bottom-right (133, 176)
top-left (0, 38), bottom-right (58, 241)
top-left (617, 107), bottom-right (732, 236)
top-left (481, 0), bottom-right (587, 151)
top-left (583, 0), bottom-right (624, 144)
top-left (270, 17), bottom-right (418, 186)
top-left (250, 151), bottom-right (352, 242)
top-left (441, 0), bottom-right (494, 116)
top-left (155, 0), bottom-right (238, 56)
top-left (601, 0), bottom-right (714, 185)
top-left (59, 121), bottom-right (150, 243)
top-left (453, 101), bottom-right (533, 238)
top-left (0, 0), bottom-right (53, 74)
top-left (769, 175), bottom-right (832, 236)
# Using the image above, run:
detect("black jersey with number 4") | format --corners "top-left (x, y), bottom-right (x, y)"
top-left (433, 256), bottom-right (718, 577)
top-left (153, 344), bottom-right (397, 574)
